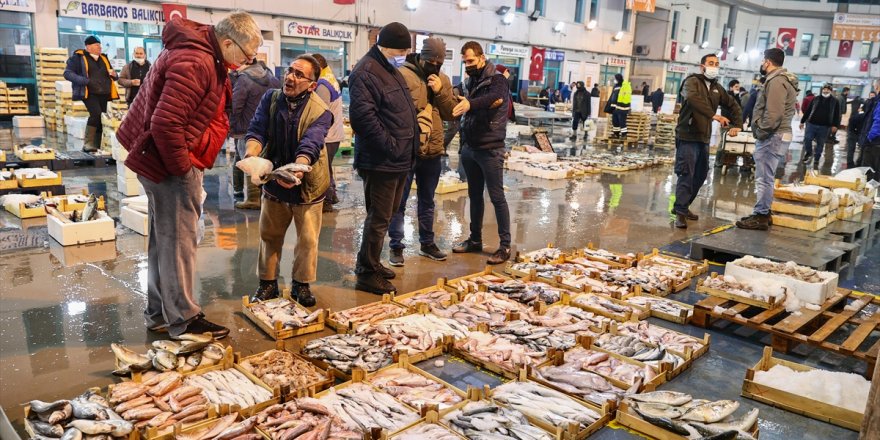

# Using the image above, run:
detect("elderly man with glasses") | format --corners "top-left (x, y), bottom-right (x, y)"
top-left (244, 55), bottom-right (332, 306)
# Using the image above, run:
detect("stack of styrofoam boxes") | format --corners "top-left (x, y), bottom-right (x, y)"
top-left (64, 115), bottom-right (88, 139)
top-left (725, 255), bottom-right (838, 306)
top-left (101, 97), bottom-right (128, 152)
top-left (770, 183), bottom-right (833, 232)
top-left (120, 195), bottom-right (149, 235)
top-left (114, 141), bottom-right (143, 196)
top-left (55, 80), bottom-right (89, 133)
top-left (724, 130), bottom-right (757, 155)
top-left (36, 48), bottom-right (67, 128)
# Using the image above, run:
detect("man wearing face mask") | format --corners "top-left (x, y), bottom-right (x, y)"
top-left (799, 84), bottom-right (841, 168)
top-left (349, 22), bottom-right (418, 295)
top-left (118, 12), bottom-right (263, 338)
top-left (244, 56), bottom-right (331, 306)
top-left (64, 35), bottom-right (119, 153)
top-left (118, 47), bottom-right (150, 105)
top-left (673, 53), bottom-right (742, 228)
top-left (388, 37), bottom-right (457, 267)
top-left (570, 81), bottom-right (591, 142)
top-left (451, 41), bottom-right (512, 265)
top-left (737, 48), bottom-right (799, 231)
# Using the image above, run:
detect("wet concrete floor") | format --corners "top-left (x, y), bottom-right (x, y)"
top-left (0, 126), bottom-right (876, 439)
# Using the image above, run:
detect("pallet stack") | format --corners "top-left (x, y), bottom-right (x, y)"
top-left (770, 181), bottom-right (834, 232)
top-left (803, 173), bottom-right (871, 221)
top-left (0, 81), bottom-right (7, 115)
top-left (2, 87), bottom-right (29, 115)
top-left (654, 114), bottom-right (678, 150)
top-left (36, 48), bottom-right (67, 124)
top-left (626, 112), bottom-right (650, 145)
top-left (101, 95), bottom-right (128, 152)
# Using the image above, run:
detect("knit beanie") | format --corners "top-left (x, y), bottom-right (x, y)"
top-left (378, 22), bottom-right (412, 49)
top-left (420, 37), bottom-right (446, 64)
top-left (84, 35), bottom-right (100, 46)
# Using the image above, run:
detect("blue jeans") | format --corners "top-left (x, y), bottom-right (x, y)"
top-left (461, 145), bottom-right (511, 247)
top-left (389, 156), bottom-right (442, 249)
top-left (803, 123), bottom-right (830, 162)
top-left (673, 140), bottom-right (710, 214)
top-left (753, 134), bottom-right (790, 215)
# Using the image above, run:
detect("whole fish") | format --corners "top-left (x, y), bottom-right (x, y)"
top-left (213, 416), bottom-right (257, 440)
top-left (29, 400), bottom-right (70, 415)
top-left (60, 428), bottom-right (83, 440)
top-left (37, 402), bottom-right (72, 424)
top-left (175, 332), bottom-right (214, 343)
top-left (177, 340), bottom-right (210, 355)
top-left (631, 401), bottom-right (683, 419)
top-left (70, 399), bottom-right (108, 420)
top-left (628, 390), bottom-right (693, 406)
top-left (633, 408), bottom-right (692, 436)
top-left (110, 343), bottom-right (152, 371)
top-left (80, 194), bottom-right (98, 222)
top-left (152, 349), bottom-right (179, 371)
top-left (27, 420), bottom-right (63, 437)
top-left (681, 400), bottom-right (740, 423)
top-left (151, 340), bottom-right (182, 353)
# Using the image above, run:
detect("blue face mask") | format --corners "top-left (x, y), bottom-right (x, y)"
top-left (388, 55), bottom-right (406, 68)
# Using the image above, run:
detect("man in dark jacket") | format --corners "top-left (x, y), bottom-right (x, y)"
top-left (349, 22), bottom-right (418, 295)
top-left (64, 35), bottom-right (119, 152)
top-left (799, 84), bottom-right (841, 168)
top-left (388, 37), bottom-right (457, 267)
top-left (232, 60), bottom-right (281, 207)
top-left (244, 56), bottom-right (331, 306)
top-left (451, 41), bottom-right (512, 265)
top-left (591, 84), bottom-right (600, 97)
top-left (569, 81), bottom-right (591, 142)
top-left (118, 46), bottom-right (150, 105)
top-left (859, 87), bottom-right (880, 181)
top-left (641, 82), bottom-right (650, 97)
top-left (846, 106), bottom-right (865, 169)
top-left (742, 83), bottom-right (760, 126)
top-left (117, 12), bottom-right (263, 338)
top-left (651, 88), bottom-right (664, 113)
top-left (672, 53), bottom-right (742, 228)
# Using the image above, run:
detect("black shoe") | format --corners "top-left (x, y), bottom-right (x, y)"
top-left (177, 315), bottom-right (229, 340)
top-left (736, 214), bottom-right (770, 230)
top-left (291, 280), bottom-right (316, 307)
top-left (378, 264), bottom-right (396, 279)
top-left (419, 243), bottom-right (448, 261)
top-left (671, 210), bottom-right (699, 221)
top-left (250, 280), bottom-right (279, 302)
top-left (812, 161), bottom-right (820, 170)
top-left (329, 193), bottom-right (340, 205)
top-left (389, 248), bottom-right (405, 267)
top-left (487, 247), bottom-right (511, 265)
top-left (355, 273), bottom-right (397, 295)
top-left (233, 190), bottom-right (244, 198)
top-left (322, 201), bottom-right (335, 213)
top-left (569, 135), bottom-right (577, 141)
top-left (801, 153), bottom-right (812, 164)
top-left (674, 213), bottom-right (688, 229)
top-left (452, 239), bottom-right (483, 253)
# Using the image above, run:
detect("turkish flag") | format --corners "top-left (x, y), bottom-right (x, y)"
top-left (670, 41), bottom-right (677, 61)
top-left (529, 47), bottom-right (545, 82)
top-left (838, 40), bottom-right (853, 58)
top-left (861, 59), bottom-right (870, 72)
top-left (334, 0), bottom-right (356, 3)
top-left (162, 4), bottom-right (187, 22)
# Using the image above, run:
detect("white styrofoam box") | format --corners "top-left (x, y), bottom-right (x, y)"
top-left (724, 142), bottom-right (746, 154)
top-left (12, 116), bottom-right (45, 128)
top-left (118, 176), bottom-right (144, 196)
top-left (48, 239), bottom-right (117, 267)
top-left (55, 80), bottom-right (72, 93)
top-left (111, 135), bottom-right (128, 161)
top-left (745, 142), bottom-right (756, 154)
top-left (47, 211), bottom-right (116, 246)
top-left (509, 150), bottom-right (557, 163)
top-left (13, 127), bottom-right (44, 140)
top-left (727, 131), bottom-right (756, 143)
top-left (64, 116), bottom-right (88, 139)
top-left (116, 161), bottom-right (137, 179)
top-left (725, 258), bottom-right (838, 305)
top-left (121, 205), bottom-right (149, 235)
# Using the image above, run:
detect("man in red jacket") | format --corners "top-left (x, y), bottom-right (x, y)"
top-left (117, 12), bottom-right (263, 339)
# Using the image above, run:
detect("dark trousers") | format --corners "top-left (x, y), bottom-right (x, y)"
top-left (389, 156), bottom-right (442, 249)
top-left (673, 140), bottom-right (710, 214)
top-left (861, 146), bottom-right (880, 182)
top-left (803, 123), bottom-right (830, 163)
top-left (83, 93), bottom-right (109, 139)
top-left (325, 141), bottom-right (340, 199)
top-left (355, 169), bottom-right (408, 274)
top-left (572, 111), bottom-right (588, 131)
top-left (461, 145), bottom-right (511, 247)
top-left (846, 133), bottom-right (859, 168)
top-left (612, 109), bottom-right (629, 135)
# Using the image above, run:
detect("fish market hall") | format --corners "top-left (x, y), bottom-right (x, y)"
top-left (1, 1), bottom-right (879, 440)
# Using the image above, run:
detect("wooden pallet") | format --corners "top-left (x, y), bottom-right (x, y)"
top-left (692, 288), bottom-right (878, 377)
top-left (696, 273), bottom-right (782, 310)
top-left (804, 173), bottom-right (864, 191)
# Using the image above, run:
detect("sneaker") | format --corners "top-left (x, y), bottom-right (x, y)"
top-left (233, 190), bottom-right (244, 198)
top-left (674, 213), bottom-right (688, 229)
top-left (736, 214), bottom-right (771, 230)
top-left (250, 280), bottom-right (279, 302)
top-left (389, 248), bottom-right (405, 267)
top-left (452, 239), bottom-right (483, 253)
top-left (291, 280), bottom-right (316, 307)
top-left (569, 134), bottom-right (577, 141)
top-left (355, 273), bottom-right (397, 295)
top-left (487, 247), bottom-right (511, 265)
top-left (378, 264), bottom-right (396, 279)
top-left (419, 243), bottom-right (448, 261)
top-left (176, 315), bottom-right (229, 340)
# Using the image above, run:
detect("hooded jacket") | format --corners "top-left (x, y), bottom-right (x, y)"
top-left (349, 45), bottom-right (419, 172)
top-left (677, 73), bottom-right (742, 144)
top-left (860, 96), bottom-right (880, 148)
top-left (315, 69), bottom-right (344, 144)
top-left (800, 94), bottom-right (841, 128)
top-left (751, 68), bottom-right (799, 141)
top-left (399, 54), bottom-right (457, 159)
top-left (572, 86), bottom-right (591, 115)
top-left (231, 61), bottom-right (281, 137)
top-left (460, 61), bottom-right (510, 150)
top-left (63, 50), bottom-right (119, 101)
top-left (117, 18), bottom-right (231, 183)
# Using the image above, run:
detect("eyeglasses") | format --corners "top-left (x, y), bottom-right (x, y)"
top-left (231, 38), bottom-right (257, 62)
top-left (287, 67), bottom-right (316, 82)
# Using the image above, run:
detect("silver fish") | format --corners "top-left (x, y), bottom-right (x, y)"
top-left (70, 399), bottom-right (107, 420)
top-left (29, 399), bottom-right (69, 415)
top-left (151, 349), bottom-right (178, 371)
top-left (174, 332), bottom-right (213, 343)
top-left (110, 343), bottom-right (152, 371)
top-left (80, 194), bottom-right (98, 222)
top-left (633, 401), bottom-right (683, 419)
top-left (151, 340), bottom-right (181, 353)
top-left (27, 420), bottom-right (63, 437)
top-left (628, 391), bottom-right (693, 406)
top-left (681, 400), bottom-right (740, 424)
top-left (177, 340), bottom-right (209, 355)
top-left (61, 428), bottom-right (83, 440)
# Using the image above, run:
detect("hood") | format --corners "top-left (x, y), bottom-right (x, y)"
top-left (162, 18), bottom-right (217, 56)
top-left (367, 45), bottom-right (394, 72)
top-left (768, 68), bottom-right (799, 92)
top-left (242, 62), bottom-right (270, 85)
top-left (403, 53), bottom-right (427, 78)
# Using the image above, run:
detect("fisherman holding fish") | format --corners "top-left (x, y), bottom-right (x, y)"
top-left (244, 55), bottom-right (333, 307)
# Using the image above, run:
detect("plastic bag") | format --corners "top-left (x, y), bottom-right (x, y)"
top-left (236, 156), bottom-right (274, 185)
top-left (834, 167), bottom-right (870, 183)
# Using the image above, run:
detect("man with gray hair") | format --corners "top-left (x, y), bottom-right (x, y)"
top-left (118, 12), bottom-right (263, 338)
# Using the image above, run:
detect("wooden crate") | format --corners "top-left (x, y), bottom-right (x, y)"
top-left (620, 290), bottom-right (694, 324)
top-left (615, 400), bottom-right (759, 440)
top-left (771, 199), bottom-right (830, 217)
top-left (610, 321), bottom-right (711, 368)
top-left (576, 242), bottom-right (638, 268)
top-left (387, 411), bottom-right (467, 440)
top-left (367, 352), bottom-right (468, 412)
top-left (16, 169), bottom-right (62, 188)
top-left (742, 347), bottom-right (864, 431)
top-left (567, 291), bottom-right (650, 322)
top-left (236, 339), bottom-right (334, 399)
top-left (452, 325), bottom-right (547, 380)
top-left (241, 294), bottom-right (325, 340)
top-left (773, 180), bottom-right (830, 204)
top-left (696, 273), bottom-right (783, 310)
top-left (771, 212), bottom-right (828, 232)
top-left (543, 339), bottom-right (668, 392)
top-left (14, 144), bottom-right (55, 161)
top-left (125, 345), bottom-right (235, 382)
top-left (391, 278), bottom-right (460, 311)
top-left (326, 294), bottom-right (410, 332)
top-left (179, 361), bottom-right (281, 421)
top-left (437, 386), bottom-right (568, 439)
top-left (61, 191), bottom-right (107, 212)
top-left (640, 248), bottom-right (709, 277)
top-left (804, 173), bottom-right (864, 191)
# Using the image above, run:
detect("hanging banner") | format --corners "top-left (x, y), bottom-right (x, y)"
top-left (282, 19), bottom-right (354, 42)
top-left (670, 41), bottom-right (677, 61)
top-left (59, 0), bottom-right (167, 24)
top-left (162, 4), bottom-right (186, 22)
top-left (838, 40), bottom-right (854, 58)
top-left (720, 37), bottom-right (729, 61)
top-left (625, 0), bottom-right (656, 13)
top-left (545, 50), bottom-right (565, 62)
top-left (668, 64), bottom-right (689, 73)
top-left (861, 59), bottom-right (870, 72)
top-left (776, 28), bottom-right (796, 56)
top-left (529, 47), bottom-right (546, 81)
top-left (2, 0), bottom-right (36, 13)
top-left (832, 13), bottom-right (880, 42)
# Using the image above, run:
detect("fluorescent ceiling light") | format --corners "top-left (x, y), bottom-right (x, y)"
top-left (727, 46), bottom-right (735, 53)
top-left (749, 49), bottom-right (759, 59)
top-left (458, 0), bottom-right (471, 9)
top-left (681, 44), bottom-right (691, 53)
top-left (845, 60), bottom-right (857, 69)
top-left (700, 41), bottom-right (709, 49)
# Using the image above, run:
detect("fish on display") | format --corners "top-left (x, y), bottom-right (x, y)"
top-left (174, 414), bottom-right (259, 440)
top-left (110, 339), bottom-right (224, 376)
top-left (455, 330), bottom-right (549, 372)
top-left (625, 391), bottom-right (759, 440)
top-left (254, 398), bottom-right (361, 439)
top-left (396, 289), bottom-right (454, 308)
top-left (183, 369), bottom-right (273, 409)
top-left (79, 194), bottom-right (99, 222)
top-left (302, 334), bottom-right (393, 374)
top-left (317, 383), bottom-right (420, 433)
top-left (625, 295), bottom-right (693, 318)
top-left (594, 333), bottom-right (685, 369)
top-left (449, 274), bottom-right (509, 293)
top-left (579, 247), bottom-right (635, 263)
top-left (562, 346), bottom-right (660, 387)
top-left (615, 321), bottom-right (706, 354)
top-left (490, 320), bottom-right (576, 353)
top-left (534, 363), bottom-right (628, 406)
top-left (492, 381), bottom-right (601, 429)
top-left (106, 371), bottom-right (211, 431)
top-left (486, 280), bottom-right (564, 306)
top-left (239, 349), bottom-right (327, 391)
top-left (367, 367), bottom-right (463, 410)
top-left (329, 301), bottom-right (408, 328)
top-left (249, 298), bottom-right (323, 329)
top-left (526, 304), bottom-right (608, 336)
top-left (431, 291), bottom-right (533, 328)
top-left (356, 313), bottom-right (469, 354)
top-left (443, 401), bottom-right (552, 440)
top-left (26, 390), bottom-right (133, 440)
top-left (521, 247), bottom-right (563, 262)
top-left (395, 423), bottom-right (461, 440)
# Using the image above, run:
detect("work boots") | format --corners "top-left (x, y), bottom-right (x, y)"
top-left (232, 164), bottom-right (244, 198)
top-left (83, 125), bottom-right (99, 153)
top-left (674, 213), bottom-right (688, 229)
top-left (736, 214), bottom-right (771, 230)
top-left (235, 180), bottom-right (262, 210)
top-left (291, 280), bottom-right (316, 307)
top-left (250, 280), bottom-right (279, 302)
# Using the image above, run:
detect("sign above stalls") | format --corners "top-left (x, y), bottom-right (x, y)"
top-left (59, 0), bottom-right (168, 24)
top-left (281, 19), bottom-right (354, 42)
top-left (1, 0), bottom-right (36, 13)
top-left (545, 50), bottom-right (565, 62)
top-left (605, 57), bottom-right (628, 67)
top-left (832, 13), bottom-right (880, 42)
top-left (668, 64), bottom-right (690, 73)
top-left (487, 43), bottom-right (530, 58)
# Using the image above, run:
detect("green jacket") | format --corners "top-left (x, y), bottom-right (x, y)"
top-left (676, 74), bottom-right (742, 144)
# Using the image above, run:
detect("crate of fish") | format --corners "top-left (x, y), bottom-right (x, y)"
top-left (15, 167), bottom-right (63, 188)
top-left (466, 274), bottom-right (568, 309)
top-left (529, 300), bottom-right (611, 337)
top-left (14, 144), bottom-right (56, 161)
top-left (110, 336), bottom-right (232, 379)
top-left (367, 353), bottom-right (467, 412)
top-left (487, 373), bottom-right (614, 440)
top-left (568, 292), bottom-right (650, 322)
top-left (742, 347), bottom-right (866, 431)
top-left (452, 323), bottom-right (574, 379)
top-left (610, 321), bottom-right (711, 365)
top-left (354, 313), bottom-right (465, 363)
top-left (388, 411), bottom-right (467, 440)
top-left (439, 387), bottom-right (562, 440)
top-left (619, 292), bottom-right (694, 324)
top-left (696, 273), bottom-right (786, 310)
top-left (252, 396), bottom-right (371, 440)
top-left (445, 267), bottom-right (513, 294)
top-left (179, 362), bottom-right (281, 419)
top-left (241, 294), bottom-right (324, 340)
top-left (431, 290), bottom-right (535, 330)
top-left (300, 333), bottom-right (395, 380)
top-left (165, 410), bottom-right (262, 440)
top-left (575, 243), bottom-right (638, 268)
top-left (313, 373), bottom-right (422, 437)
top-left (47, 209), bottom-right (116, 246)
top-left (640, 248), bottom-right (709, 277)
top-left (23, 389), bottom-right (137, 440)
top-left (598, 265), bottom-right (687, 298)
top-left (515, 244), bottom-right (566, 264)
top-left (0, 169), bottom-right (15, 190)
top-left (392, 279), bottom-right (460, 311)
top-left (615, 392), bottom-right (760, 440)
top-left (3, 192), bottom-right (52, 218)
top-left (589, 332), bottom-right (690, 381)
top-left (505, 259), bottom-right (601, 288)
top-left (541, 341), bottom-right (667, 393)
top-left (237, 340), bottom-right (334, 399)
top-left (326, 295), bottom-right (411, 332)
top-left (60, 191), bottom-right (107, 212)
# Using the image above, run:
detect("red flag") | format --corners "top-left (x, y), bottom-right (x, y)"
top-left (334, 0), bottom-right (356, 3)
top-left (162, 4), bottom-right (186, 22)
top-left (670, 41), bottom-right (677, 61)
top-left (529, 47), bottom-right (545, 82)
top-left (860, 59), bottom-right (870, 72)
top-left (776, 28), bottom-right (797, 56)
top-left (838, 40), bottom-right (853, 58)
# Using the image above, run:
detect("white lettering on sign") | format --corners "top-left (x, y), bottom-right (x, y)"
top-left (1, 0), bottom-right (36, 13)
top-left (281, 19), bottom-right (354, 42)
top-left (59, 0), bottom-right (166, 24)
top-left (487, 43), bottom-right (530, 58)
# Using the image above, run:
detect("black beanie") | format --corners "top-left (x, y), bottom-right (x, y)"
top-left (614, 73), bottom-right (624, 85)
top-left (764, 48), bottom-right (785, 67)
top-left (378, 22), bottom-right (411, 50)
top-left (84, 35), bottom-right (100, 46)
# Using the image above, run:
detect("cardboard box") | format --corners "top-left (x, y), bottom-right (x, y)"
top-left (121, 205), bottom-right (149, 235)
top-left (47, 211), bottom-right (116, 246)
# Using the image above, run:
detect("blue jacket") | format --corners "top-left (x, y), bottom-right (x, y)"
top-left (63, 50), bottom-right (119, 101)
top-left (246, 90), bottom-right (332, 204)
top-left (863, 97), bottom-right (880, 148)
top-left (231, 62), bottom-right (281, 137)
top-left (460, 62), bottom-right (509, 150)
top-left (349, 45), bottom-right (418, 172)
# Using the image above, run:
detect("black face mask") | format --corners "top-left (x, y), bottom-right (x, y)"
top-left (422, 61), bottom-right (441, 77)
top-left (759, 62), bottom-right (768, 76)
top-left (466, 64), bottom-right (482, 77)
